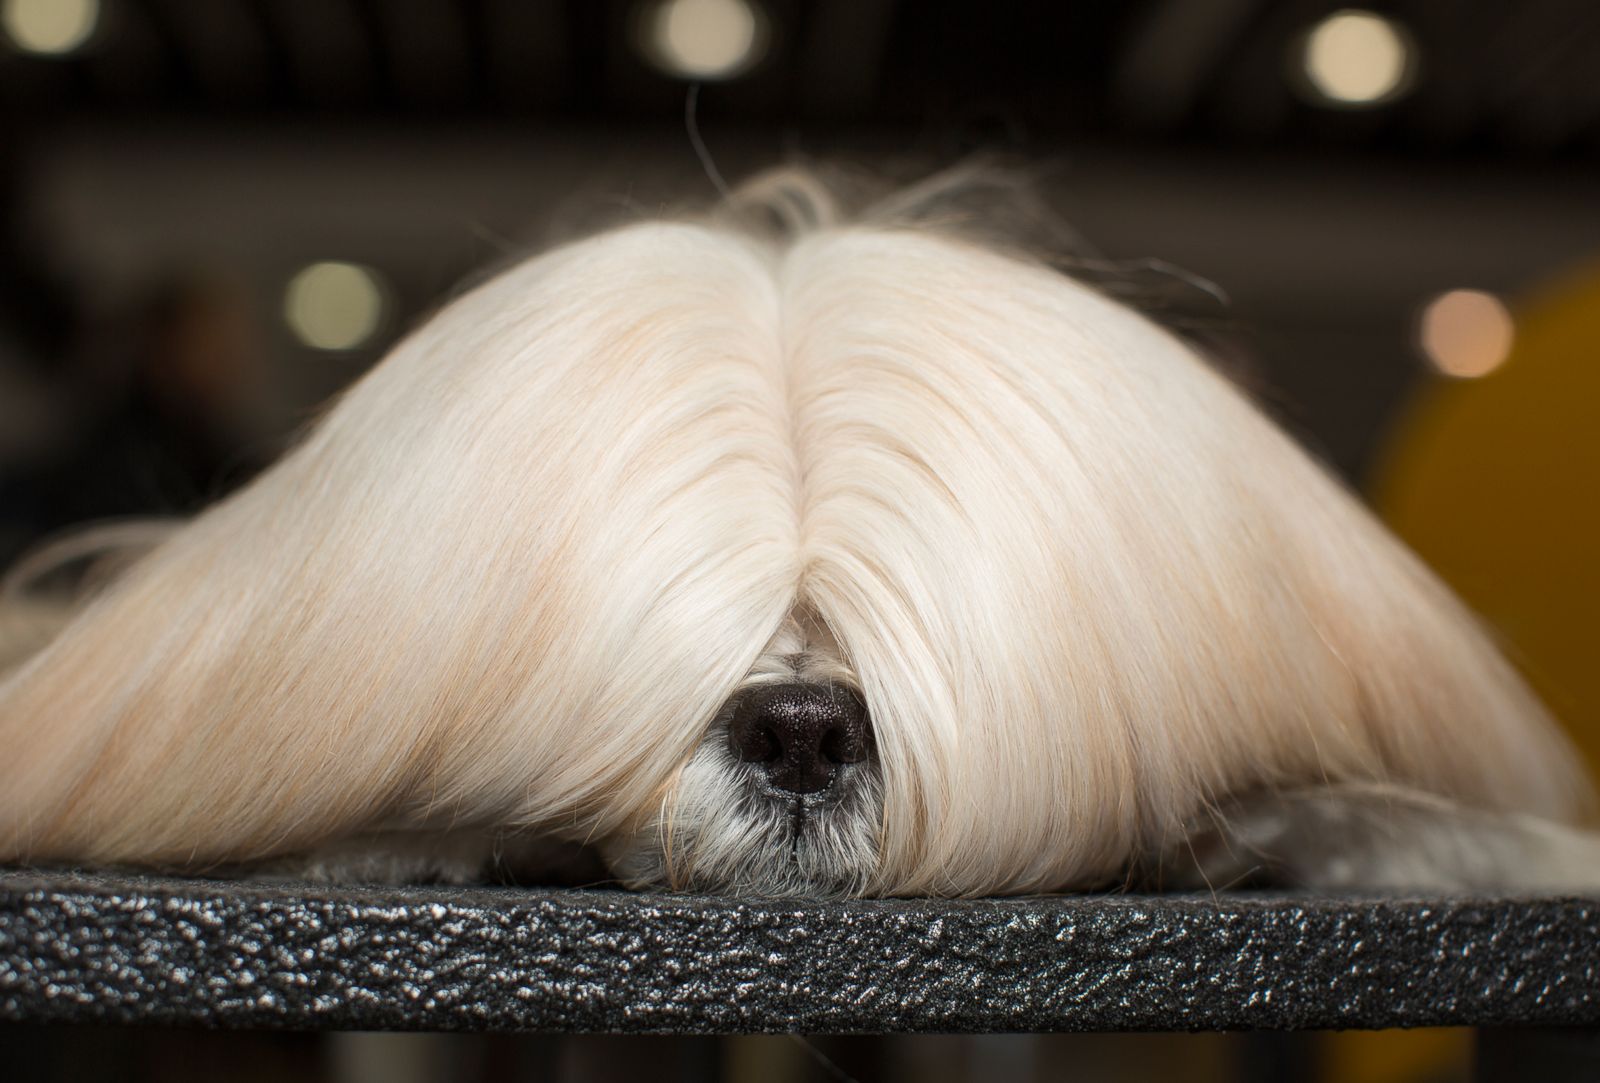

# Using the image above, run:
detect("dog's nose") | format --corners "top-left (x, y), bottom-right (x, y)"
top-left (728, 682), bottom-right (870, 795)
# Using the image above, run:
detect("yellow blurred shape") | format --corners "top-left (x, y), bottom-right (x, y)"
top-left (1377, 260), bottom-right (1600, 776)
top-left (1320, 1028), bottom-right (1471, 1083)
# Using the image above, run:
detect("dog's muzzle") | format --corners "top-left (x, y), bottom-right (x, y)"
top-left (727, 682), bottom-right (871, 795)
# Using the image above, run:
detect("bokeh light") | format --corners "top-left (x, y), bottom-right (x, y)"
top-left (640, 0), bottom-right (766, 81)
top-left (1417, 289), bottom-right (1516, 379)
top-left (283, 262), bottom-right (387, 352)
top-left (1, 0), bottom-right (98, 56)
top-left (1299, 10), bottom-right (1414, 107)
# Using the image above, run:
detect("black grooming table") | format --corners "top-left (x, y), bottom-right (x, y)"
top-left (2, 870), bottom-right (1598, 1037)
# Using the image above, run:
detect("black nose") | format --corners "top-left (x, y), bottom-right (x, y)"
top-left (728, 682), bottom-right (870, 795)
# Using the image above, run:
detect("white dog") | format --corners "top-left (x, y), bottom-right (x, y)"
top-left (2, 168), bottom-right (1596, 897)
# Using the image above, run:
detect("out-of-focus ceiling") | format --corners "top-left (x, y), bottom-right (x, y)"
top-left (2, 0), bottom-right (1599, 160)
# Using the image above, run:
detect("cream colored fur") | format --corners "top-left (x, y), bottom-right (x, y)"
top-left (0, 170), bottom-right (1593, 896)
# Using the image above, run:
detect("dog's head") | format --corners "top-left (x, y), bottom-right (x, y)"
top-left (0, 171), bottom-right (1585, 896)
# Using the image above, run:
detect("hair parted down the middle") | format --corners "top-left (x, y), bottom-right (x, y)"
top-left (0, 166), bottom-right (1593, 897)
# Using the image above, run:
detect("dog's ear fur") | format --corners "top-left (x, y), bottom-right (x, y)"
top-left (0, 168), bottom-right (1590, 893)
top-left (0, 222), bottom-right (801, 870)
top-left (775, 226), bottom-right (1589, 894)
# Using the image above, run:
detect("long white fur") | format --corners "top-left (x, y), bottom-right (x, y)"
top-left (0, 169), bottom-right (1593, 896)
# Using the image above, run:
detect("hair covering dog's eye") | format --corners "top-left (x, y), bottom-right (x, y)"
top-left (2, 167), bottom-right (1596, 897)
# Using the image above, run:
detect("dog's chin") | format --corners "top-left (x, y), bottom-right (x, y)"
top-left (604, 744), bottom-right (885, 898)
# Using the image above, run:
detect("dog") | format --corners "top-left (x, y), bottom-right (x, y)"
top-left (2, 167), bottom-right (1596, 897)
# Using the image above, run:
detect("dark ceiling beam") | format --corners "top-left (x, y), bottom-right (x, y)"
top-left (483, 0), bottom-right (570, 109)
top-left (796, 0), bottom-right (896, 115)
top-left (1112, 0), bottom-right (1265, 128)
top-left (147, 0), bottom-right (271, 101)
top-left (372, 0), bottom-right (473, 105)
top-left (256, 0), bottom-right (375, 104)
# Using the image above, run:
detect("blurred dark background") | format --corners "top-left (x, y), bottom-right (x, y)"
top-left (2, 0), bottom-right (1597, 1080)
top-left (5, 0), bottom-right (1600, 543)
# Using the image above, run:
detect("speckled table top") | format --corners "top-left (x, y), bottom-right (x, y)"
top-left (1, 870), bottom-right (1597, 1033)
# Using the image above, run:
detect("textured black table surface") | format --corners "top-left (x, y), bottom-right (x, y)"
top-left (2, 870), bottom-right (1598, 1034)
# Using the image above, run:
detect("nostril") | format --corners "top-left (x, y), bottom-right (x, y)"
top-left (819, 699), bottom-right (869, 765)
top-left (727, 682), bottom-right (871, 795)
